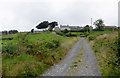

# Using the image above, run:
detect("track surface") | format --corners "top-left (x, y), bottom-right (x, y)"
top-left (42, 38), bottom-right (101, 76)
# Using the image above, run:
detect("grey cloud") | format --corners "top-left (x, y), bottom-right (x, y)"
top-left (0, 0), bottom-right (119, 31)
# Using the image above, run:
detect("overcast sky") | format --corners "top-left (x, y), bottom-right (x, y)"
top-left (0, 0), bottom-right (119, 31)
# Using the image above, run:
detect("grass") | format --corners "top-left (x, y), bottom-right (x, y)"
top-left (0, 33), bottom-right (18, 39)
top-left (1, 32), bottom-right (70, 44)
top-left (89, 31), bottom-right (114, 36)
top-left (88, 31), bottom-right (120, 76)
top-left (61, 37), bottom-right (79, 49)
top-left (2, 32), bottom-right (79, 76)
top-left (29, 33), bottom-right (70, 43)
top-left (2, 54), bottom-right (44, 76)
top-left (2, 30), bottom-right (118, 76)
top-left (71, 32), bottom-right (84, 36)
top-left (69, 31), bottom-right (113, 37)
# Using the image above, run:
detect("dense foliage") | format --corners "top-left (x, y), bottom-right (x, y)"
top-left (56, 30), bottom-right (77, 37)
top-left (88, 32), bottom-right (120, 76)
top-left (36, 21), bottom-right (58, 32)
top-left (49, 21), bottom-right (58, 32)
top-left (94, 19), bottom-right (105, 31)
top-left (31, 29), bottom-right (34, 33)
top-left (2, 30), bottom-right (18, 35)
top-left (2, 33), bottom-right (77, 76)
top-left (36, 21), bottom-right (49, 29)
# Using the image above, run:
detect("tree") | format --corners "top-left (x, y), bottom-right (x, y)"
top-left (31, 29), bottom-right (34, 33)
top-left (83, 25), bottom-right (90, 32)
top-left (48, 21), bottom-right (58, 32)
top-left (2, 31), bottom-right (8, 35)
top-left (9, 30), bottom-right (18, 34)
top-left (36, 21), bottom-right (49, 29)
top-left (62, 29), bottom-right (69, 33)
top-left (94, 19), bottom-right (105, 31)
top-left (48, 27), bottom-right (53, 32)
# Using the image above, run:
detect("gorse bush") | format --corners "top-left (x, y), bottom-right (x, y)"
top-left (27, 39), bottom-right (61, 56)
top-left (14, 33), bottom-right (60, 55)
top-left (15, 33), bottom-right (61, 56)
top-left (44, 39), bottom-right (60, 49)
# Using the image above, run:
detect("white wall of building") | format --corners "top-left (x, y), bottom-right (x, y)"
top-left (60, 27), bottom-right (71, 30)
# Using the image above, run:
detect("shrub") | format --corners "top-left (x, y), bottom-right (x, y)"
top-left (56, 31), bottom-right (64, 36)
top-left (16, 33), bottom-right (30, 46)
top-left (62, 29), bottom-right (69, 33)
top-left (42, 39), bottom-right (60, 49)
top-left (84, 33), bottom-right (90, 37)
top-left (2, 44), bottom-right (20, 58)
top-left (65, 32), bottom-right (71, 37)
top-left (88, 35), bottom-right (96, 41)
top-left (56, 30), bottom-right (78, 37)
top-left (65, 32), bottom-right (77, 37)
top-left (25, 38), bottom-right (61, 56)
top-left (31, 29), bottom-right (34, 33)
top-left (70, 29), bottom-right (84, 32)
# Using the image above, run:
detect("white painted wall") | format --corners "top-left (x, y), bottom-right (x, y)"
top-left (60, 27), bottom-right (71, 30)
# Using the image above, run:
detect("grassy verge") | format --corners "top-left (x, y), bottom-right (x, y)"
top-left (90, 31), bottom-right (113, 35)
top-left (88, 31), bottom-right (120, 76)
top-left (2, 32), bottom-right (79, 76)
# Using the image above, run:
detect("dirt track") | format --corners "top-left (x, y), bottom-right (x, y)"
top-left (42, 38), bottom-right (101, 76)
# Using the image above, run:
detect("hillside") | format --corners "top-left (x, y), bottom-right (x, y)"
top-left (2, 32), bottom-right (79, 76)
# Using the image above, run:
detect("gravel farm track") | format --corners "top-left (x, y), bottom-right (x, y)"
top-left (41, 38), bottom-right (101, 76)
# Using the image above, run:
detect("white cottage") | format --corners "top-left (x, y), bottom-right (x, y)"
top-left (60, 25), bottom-right (83, 30)
top-left (60, 25), bottom-right (71, 30)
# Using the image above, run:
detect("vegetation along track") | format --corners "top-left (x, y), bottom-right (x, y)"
top-left (41, 38), bottom-right (101, 76)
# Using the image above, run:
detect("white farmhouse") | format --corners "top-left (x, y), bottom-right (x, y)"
top-left (60, 25), bottom-right (83, 30)
top-left (60, 25), bottom-right (71, 30)
top-left (54, 26), bottom-right (60, 31)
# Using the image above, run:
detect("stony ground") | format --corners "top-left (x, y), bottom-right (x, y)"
top-left (42, 38), bottom-right (101, 76)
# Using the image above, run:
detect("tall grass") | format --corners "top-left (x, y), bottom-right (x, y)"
top-left (88, 32), bottom-right (120, 76)
top-left (2, 32), bottom-right (78, 76)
